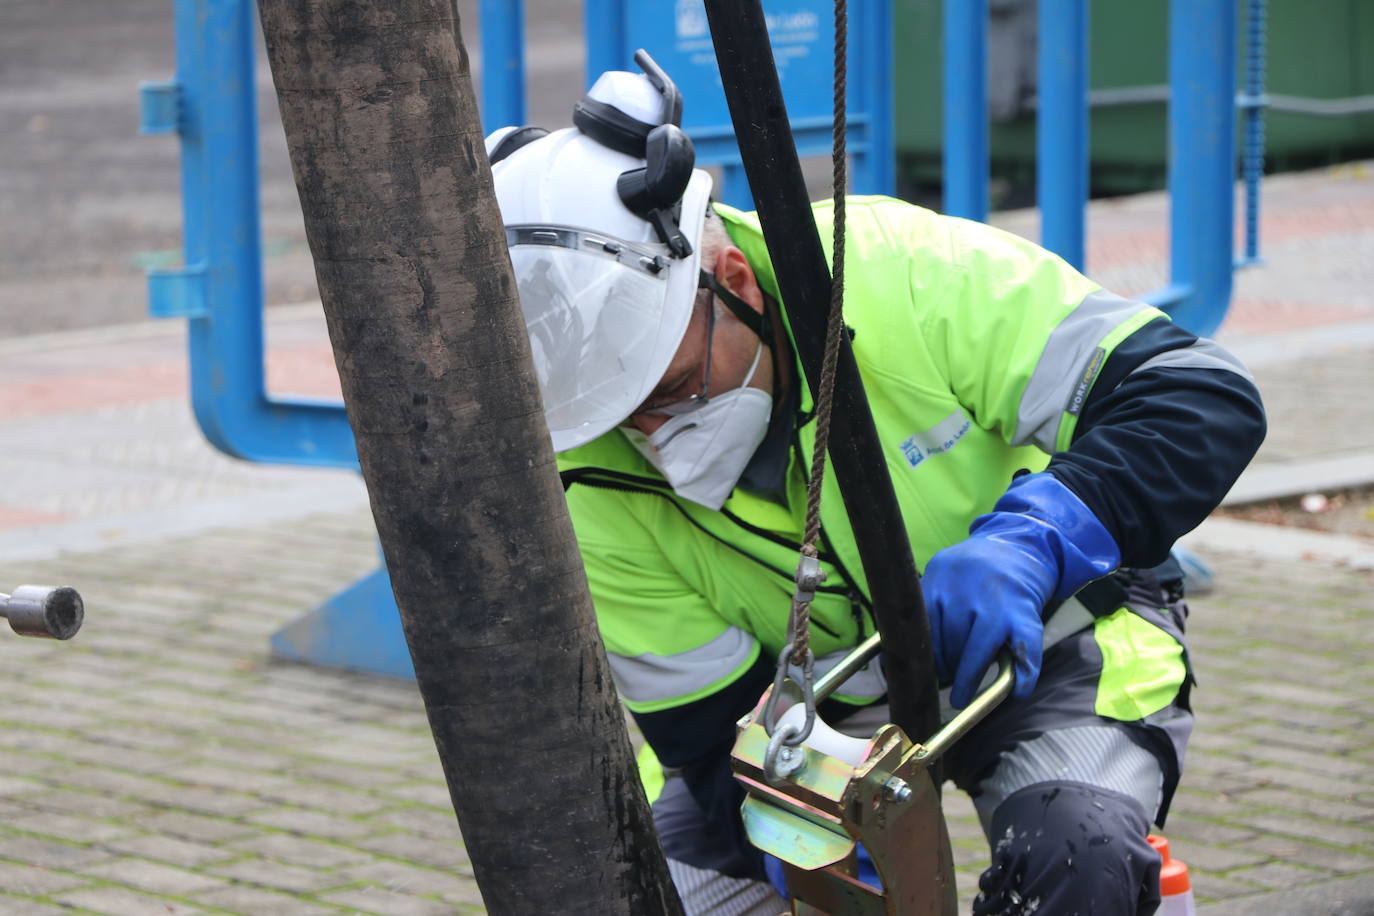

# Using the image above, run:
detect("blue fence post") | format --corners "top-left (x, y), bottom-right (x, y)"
top-left (1037, 0), bottom-right (1089, 270)
top-left (1237, 0), bottom-right (1267, 268)
top-left (855, 0), bottom-right (895, 198)
top-left (943, 0), bottom-right (988, 221)
top-left (147, 0), bottom-right (358, 469)
top-left (173, 0), bottom-right (261, 459)
top-left (479, 0), bottom-right (526, 130)
top-left (143, 0), bottom-right (415, 678)
top-left (1163, 0), bottom-right (1237, 336)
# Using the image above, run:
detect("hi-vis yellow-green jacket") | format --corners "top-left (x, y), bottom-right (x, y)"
top-left (556, 196), bottom-right (1197, 726)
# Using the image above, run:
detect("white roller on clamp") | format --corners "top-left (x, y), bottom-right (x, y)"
top-left (772, 704), bottom-right (870, 769)
top-left (730, 636), bottom-right (1016, 916)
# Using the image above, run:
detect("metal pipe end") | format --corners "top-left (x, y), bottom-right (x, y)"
top-left (2, 586), bottom-right (84, 640)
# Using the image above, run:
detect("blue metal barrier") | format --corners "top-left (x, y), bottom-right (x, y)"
top-left (480, 0), bottom-right (526, 127)
top-left (139, 0), bottom-right (358, 469)
top-left (140, 0), bottom-right (413, 677)
top-left (943, 0), bottom-right (1242, 336)
top-left (1158, 0), bottom-right (1238, 335)
top-left (146, 0), bottom-right (1251, 679)
top-left (1237, 0), bottom-right (1267, 268)
top-left (1036, 0), bottom-right (1088, 269)
top-left (942, 0), bottom-right (988, 222)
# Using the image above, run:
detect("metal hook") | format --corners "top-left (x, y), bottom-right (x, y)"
top-left (760, 645), bottom-right (817, 740)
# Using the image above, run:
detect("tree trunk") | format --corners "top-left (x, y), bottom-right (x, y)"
top-left (257, 2), bottom-right (682, 913)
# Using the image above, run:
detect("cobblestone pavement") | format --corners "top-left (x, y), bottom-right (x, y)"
top-left (0, 150), bottom-right (1370, 910)
top-left (1162, 555), bottom-right (1374, 908)
top-left (990, 161), bottom-right (1374, 339)
top-left (0, 511), bottom-right (472, 915)
top-left (0, 509), bottom-right (1368, 913)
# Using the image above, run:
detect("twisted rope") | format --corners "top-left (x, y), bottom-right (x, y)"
top-left (788, 0), bottom-right (847, 667)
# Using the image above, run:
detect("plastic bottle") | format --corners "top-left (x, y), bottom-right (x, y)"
top-left (1148, 833), bottom-right (1197, 916)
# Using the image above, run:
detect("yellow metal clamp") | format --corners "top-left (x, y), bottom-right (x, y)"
top-left (732, 650), bottom-right (1015, 915)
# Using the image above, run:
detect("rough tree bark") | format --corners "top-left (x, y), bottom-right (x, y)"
top-left (257, 2), bottom-right (682, 913)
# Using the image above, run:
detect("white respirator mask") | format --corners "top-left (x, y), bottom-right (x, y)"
top-left (622, 342), bottom-right (773, 510)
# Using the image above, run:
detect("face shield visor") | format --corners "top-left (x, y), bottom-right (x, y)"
top-left (508, 226), bottom-right (692, 451)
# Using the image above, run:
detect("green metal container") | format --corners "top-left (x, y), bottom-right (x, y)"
top-left (893, 0), bottom-right (1374, 201)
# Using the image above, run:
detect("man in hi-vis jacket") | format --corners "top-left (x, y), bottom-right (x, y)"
top-left (484, 59), bottom-right (1265, 916)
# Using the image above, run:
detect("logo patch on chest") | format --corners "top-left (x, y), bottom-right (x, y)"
top-left (898, 410), bottom-right (972, 468)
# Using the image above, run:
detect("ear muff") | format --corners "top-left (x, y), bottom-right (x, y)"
top-left (617, 124), bottom-right (696, 257)
top-left (617, 125), bottom-right (695, 213)
top-left (488, 126), bottom-right (550, 165)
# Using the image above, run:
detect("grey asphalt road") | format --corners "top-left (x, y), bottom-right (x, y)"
top-left (0, 0), bottom-right (590, 338)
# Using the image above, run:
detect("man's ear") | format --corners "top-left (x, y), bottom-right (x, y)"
top-left (713, 246), bottom-right (765, 314)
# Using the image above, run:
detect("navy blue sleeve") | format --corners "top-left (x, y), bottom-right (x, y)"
top-left (1046, 317), bottom-right (1267, 568)
top-left (631, 653), bottom-right (772, 878)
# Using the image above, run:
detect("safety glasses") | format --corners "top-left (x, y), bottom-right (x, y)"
top-left (637, 292), bottom-right (719, 417)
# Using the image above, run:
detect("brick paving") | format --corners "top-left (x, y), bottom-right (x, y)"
top-left (0, 505), bottom-right (1368, 913)
top-left (0, 512), bottom-right (478, 915)
top-left (989, 160), bottom-right (1374, 337)
top-left (0, 162), bottom-right (1367, 914)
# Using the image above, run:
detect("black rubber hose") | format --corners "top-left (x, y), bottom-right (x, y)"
top-left (702, 0), bottom-right (941, 751)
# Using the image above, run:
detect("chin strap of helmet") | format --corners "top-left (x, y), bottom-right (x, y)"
top-left (698, 270), bottom-right (772, 345)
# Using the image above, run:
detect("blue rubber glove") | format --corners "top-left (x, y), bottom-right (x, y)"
top-left (923, 472), bottom-right (1120, 708)
top-left (763, 853), bottom-right (788, 900)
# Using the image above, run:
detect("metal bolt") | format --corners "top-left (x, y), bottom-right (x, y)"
top-left (882, 776), bottom-right (912, 804)
top-left (764, 723), bottom-right (807, 784)
top-left (775, 746), bottom-right (805, 778)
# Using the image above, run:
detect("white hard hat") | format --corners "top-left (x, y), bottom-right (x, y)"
top-left (488, 58), bottom-right (713, 453)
